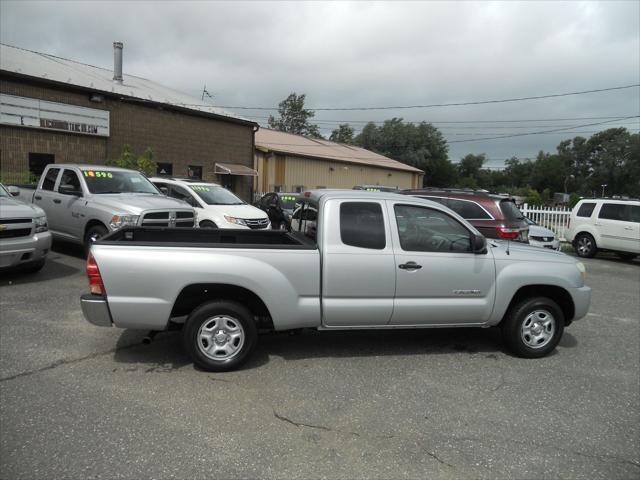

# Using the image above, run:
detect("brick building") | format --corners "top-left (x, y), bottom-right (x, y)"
top-left (0, 43), bottom-right (258, 200)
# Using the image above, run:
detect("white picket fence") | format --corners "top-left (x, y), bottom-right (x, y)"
top-left (521, 204), bottom-right (572, 241)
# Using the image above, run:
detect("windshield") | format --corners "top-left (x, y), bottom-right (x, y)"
top-left (0, 184), bottom-right (9, 198)
top-left (82, 169), bottom-right (159, 194)
top-left (279, 194), bottom-right (298, 210)
top-left (189, 185), bottom-right (244, 205)
top-left (500, 199), bottom-right (525, 220)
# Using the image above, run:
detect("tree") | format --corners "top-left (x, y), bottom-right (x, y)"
top-left (458, 153), bottom-right (486, 179)
top-left (329, 124), bottom-right (355, 144)
top-left (268, 93), bottom-right (323, 138)
top-left (108, 144), bottom-right (156, 176)
top-left (353, 118), bottom-right (450, 186)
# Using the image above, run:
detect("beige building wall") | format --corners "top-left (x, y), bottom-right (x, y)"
top-left (255, 151), bottom-right (422, 194)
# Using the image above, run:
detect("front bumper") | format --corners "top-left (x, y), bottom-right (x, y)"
top-left (569, 285), bottom-right (592, 322)
top-left (0, 231), bottom-right (52, 269)
top-left (529, 238), bottom-right (561, 250)
top-left (80, 294), bottom-right (113, 327)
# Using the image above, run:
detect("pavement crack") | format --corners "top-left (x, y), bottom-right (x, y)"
top-left (491, 370), bottom-right (507, 391)
top-left (0, 341), bottom-right (143, 382)
top-left (273, 409), bottom-right (333, 432)
top-left (424, 449), bottom-right (455, 468)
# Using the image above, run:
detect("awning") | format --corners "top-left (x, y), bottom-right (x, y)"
top-left (214, 162), bottom-right (258, 176)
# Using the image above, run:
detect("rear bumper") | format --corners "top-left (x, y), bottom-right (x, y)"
top-left (80, 294), bottom-right (113, 327)
top-left (570, 285), bottom-right (591, 322)
top-left (0, 231), bottom-right (52, 268)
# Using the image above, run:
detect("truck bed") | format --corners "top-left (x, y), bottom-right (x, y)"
top-left (98, 227), bottom-right (317, 249)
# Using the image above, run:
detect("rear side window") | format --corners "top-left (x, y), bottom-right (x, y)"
top-left (41, 168), bottom-right (60, 191)
top-left (499, 199), bottom-right (524, 220)
top-left (576, 202), bottom-right (596, 217)
top-left (598, 203), bottom-right (627, 221)
top-left (448, 199), bottom-right (492, 219)
top-left (340, 202), bottom-right (385, 249)
top-left (630, 206), bottom-right (640, 223)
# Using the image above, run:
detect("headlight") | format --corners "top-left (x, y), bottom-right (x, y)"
top-left (224, 215), bottom-right (247, 226)
top-left (575, 261), bottom-right (587, 281)
top-left (34, 215), bottom-right (48, 233)
top-left (110, 214), bottom-right (139, 230)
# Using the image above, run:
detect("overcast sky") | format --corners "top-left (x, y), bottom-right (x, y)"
top-left (1, 0), bottom-right (638, 167)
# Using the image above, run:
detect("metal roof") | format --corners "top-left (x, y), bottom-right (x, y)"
top-left (0, 43), bottom-right (251, 125)
top-left (255, 128), bottom-right (424, 174)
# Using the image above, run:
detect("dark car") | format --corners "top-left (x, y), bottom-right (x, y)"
top-left (401, 188), bottom-right (529, 242)
top-left (254, 192), bottom-right (299, 229)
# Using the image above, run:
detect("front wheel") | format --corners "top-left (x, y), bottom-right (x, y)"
top-left (574, 233), bottom-right (597, 258)
top-left (183, 301), bottom-right (257, 372)
top-left (501, 297), bottom-right (565, 358)
top-left (84, 224), bottom-right (108, 256)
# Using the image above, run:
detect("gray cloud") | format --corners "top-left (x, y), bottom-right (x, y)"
top-left (2, 0), bottom-right (638, 166)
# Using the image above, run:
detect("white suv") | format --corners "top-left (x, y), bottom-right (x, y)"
top-left (150, 178), bottom-right (270, 230)
top-left (566, 199), bottom-right (639, 260)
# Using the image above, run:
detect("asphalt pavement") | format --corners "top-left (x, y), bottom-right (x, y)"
top-left (0, 243), bottom-right (638, 479)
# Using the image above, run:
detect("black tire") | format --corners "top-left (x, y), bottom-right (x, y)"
top-left (199, 220), bottom-right (218, 229)
top-left (616, 252), bottom-right (637, 261)
top-left (23, 258), bottom-right (46, 273)
top-left (574, 232), bottom-right (597, 258)
top-left (183, 300), bottom-right (257, 372)
top-left (501, 296), bottom-right (565, 358)
top-left (84, 224), bottom-right (108, 255)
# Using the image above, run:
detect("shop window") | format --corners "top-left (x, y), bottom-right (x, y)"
top-left (29, 153), bottom-right (55, 181)
top-left (188, 165), bottom-right (202, 180)
top-left (156, 162), bottom-right (173, 176)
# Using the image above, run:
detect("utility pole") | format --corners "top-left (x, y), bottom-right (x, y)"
top-left (601, 183), bottom-right (607, 198)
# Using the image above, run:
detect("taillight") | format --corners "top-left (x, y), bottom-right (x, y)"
top-left (87, 253), bottom-right (106, 296)
top-left (496, 226), bottom-right (519, 240)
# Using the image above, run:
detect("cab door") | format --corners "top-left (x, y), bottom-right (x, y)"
top-left (33, 167), bottom-right (62, 234)
top-left (54, 169), bottom-right (86, 241)
top-left (321, 199), bottom-right (396, 327)
top-left (388, 201), bottom-right (496, 326)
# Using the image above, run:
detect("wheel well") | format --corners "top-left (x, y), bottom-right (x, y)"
top-left (171, 283), bottom-right (274, 330)
top-left (504, 285), bottom-right (575, 325)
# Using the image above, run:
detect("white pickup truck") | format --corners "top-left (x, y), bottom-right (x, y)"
top-left (81, 190), bottom-right (591, 372)
top-left (17, 164), bottom-right (195, 251)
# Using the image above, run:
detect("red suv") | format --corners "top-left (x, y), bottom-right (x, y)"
top-left (401, 188), bottom-right (529, 243)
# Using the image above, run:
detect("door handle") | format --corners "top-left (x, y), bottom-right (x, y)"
top-left (625, 226), bottom-right (633, 230)
top-left (34, 195), bottom-right (42, 200)
top-left (53, 199), bottom-right (61, 204)
top-left (399, 262), bottom-right (422, 270)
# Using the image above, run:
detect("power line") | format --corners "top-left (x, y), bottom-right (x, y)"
top-left (176, 84), bottom-right (640, 111)
top-left (246, 115), bottom-right (640, 125)
top-left (447, 116), bottom-right (639, 143)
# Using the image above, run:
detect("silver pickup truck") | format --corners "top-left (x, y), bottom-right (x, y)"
top-left (18, 164), bottom-right (195, 251)
top-left (0, 183), bottom-right (52, 272)
top-left (81, 190), bottom-right (591, 371)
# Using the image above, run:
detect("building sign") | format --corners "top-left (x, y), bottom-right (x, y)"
top-left (0, 93), bottom-right (109, 137)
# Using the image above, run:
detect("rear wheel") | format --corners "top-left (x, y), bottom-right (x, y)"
top-left (501, 296), bottom-right (565, 358)
top-left (183, 300), bottom-right (257, 372)
top-left (574, 233), bottom-right (597, 258)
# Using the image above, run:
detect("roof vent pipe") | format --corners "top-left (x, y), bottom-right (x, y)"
top-left (113, 41), bottom-right (123, 82)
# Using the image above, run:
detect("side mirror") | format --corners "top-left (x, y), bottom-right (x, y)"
top-left (7, 186), bottom-right (20, 197)
top-left (58, 184), bottom-right (82, 196)
top-left (159, 186), bottom-right (169, 195)
top-left (472, 234), bottom-right (487, 254)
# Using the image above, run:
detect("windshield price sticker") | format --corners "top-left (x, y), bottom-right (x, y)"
top-left (83, 170), bottom-right (113, 178)
top-left (366, 188), bottom-right (381, 192)
top-left (191, 186), bottom-right (211, 192)
top-left (281, 195), bottom-right (296, 201)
